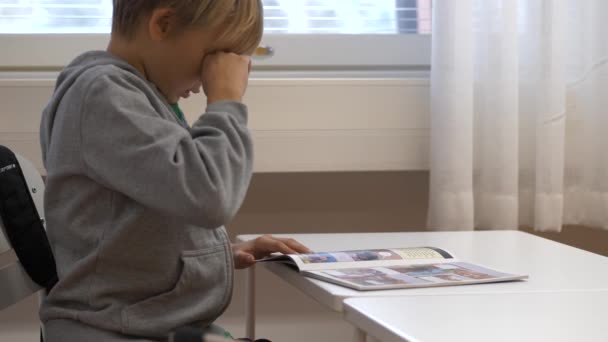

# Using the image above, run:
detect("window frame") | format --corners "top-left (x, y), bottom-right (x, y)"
top-left (258, 34), bottom-right (431, 68)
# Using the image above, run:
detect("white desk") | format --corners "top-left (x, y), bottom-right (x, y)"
top-left (344, 291), bottom-right (608, 342)
top-left (237, 231), bottom-right (608, 340)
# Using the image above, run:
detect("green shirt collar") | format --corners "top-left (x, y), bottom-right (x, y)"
top-left (170, 103), bottom-right (185, 122)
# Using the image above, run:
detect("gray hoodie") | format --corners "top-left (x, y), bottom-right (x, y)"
top-left (39, 51), bottom-right (253, 339)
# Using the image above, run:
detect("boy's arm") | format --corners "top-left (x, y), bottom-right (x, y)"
top-left (81, 75), bottom-right (253, 228)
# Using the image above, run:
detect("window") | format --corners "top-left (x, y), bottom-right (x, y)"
top-left (0, 0), bottom-right (432, 69)
top-left (0, 0), bottom-right (112, 33)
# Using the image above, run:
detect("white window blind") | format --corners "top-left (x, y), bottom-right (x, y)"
top-left (0, 0), bottom-right (432, 68)
top-left (263, 0), bottom-right (431, 34)
top-left (0, 0), bottom-right (432, 34)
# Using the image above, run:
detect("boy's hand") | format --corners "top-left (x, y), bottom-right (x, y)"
top-left (202, 52), bottom-right (251, 104)
top-left (232, 235), bottom-right (313, 269)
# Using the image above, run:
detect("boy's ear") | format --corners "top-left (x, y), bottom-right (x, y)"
top-left (148, 7), bottom-right (177, 41)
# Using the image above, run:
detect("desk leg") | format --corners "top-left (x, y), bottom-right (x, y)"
top-left (354, 327), bottom-right (366, 342)
top-left (245, 265), bottom-right (256, 340)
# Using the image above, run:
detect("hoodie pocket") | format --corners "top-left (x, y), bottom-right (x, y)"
top-left (121, 244), bottom-right (232, 338)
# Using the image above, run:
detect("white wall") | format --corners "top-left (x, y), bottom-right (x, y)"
top-left (0, 73), bottom-right (431, 173)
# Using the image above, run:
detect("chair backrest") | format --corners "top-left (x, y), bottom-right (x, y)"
top-left (0, 146), bottom-right (56, 311)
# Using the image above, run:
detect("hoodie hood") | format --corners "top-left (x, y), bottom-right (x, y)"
top-left (39, 51), bottom-right (145, 165)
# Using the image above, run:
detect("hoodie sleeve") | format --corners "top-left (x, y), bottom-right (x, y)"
top-left (80, 74), bottom-right (253, 228)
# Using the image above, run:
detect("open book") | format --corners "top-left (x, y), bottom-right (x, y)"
top-left (259, 247), bottom-right (527, 291)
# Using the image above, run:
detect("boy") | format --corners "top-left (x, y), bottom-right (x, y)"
top-left (39, 1), bottom-right (309, 341)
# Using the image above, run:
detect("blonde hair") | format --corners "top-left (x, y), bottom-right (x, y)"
top-left (112, 0), bottom-right (264, 54)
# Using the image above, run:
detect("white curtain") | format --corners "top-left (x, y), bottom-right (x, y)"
top-left (428, 0), bottom-right (608, 232)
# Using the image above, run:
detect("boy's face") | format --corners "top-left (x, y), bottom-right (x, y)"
top-left (143, 9), bottom-right (223, 104)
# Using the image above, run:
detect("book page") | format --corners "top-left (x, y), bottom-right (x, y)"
top-left (279, 247), bottom-right (454, 272)
top-left (256, 254), bottom-right (303, 270)
top-left (304, 261), bottom-right (527, 290)
top-left (389, 247), bottom-right (453, 260)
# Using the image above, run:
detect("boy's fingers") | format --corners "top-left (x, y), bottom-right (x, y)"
top-left (256, 235), bottom-right (311, 255)
top-left (234, 251), bottom-right (255, 269)
top-left (266, 240), bottom-right (298, 255)
top-left (242, 252), bottom-right (255, 263)
top-left (280, 238), bottom-right (312, 254)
